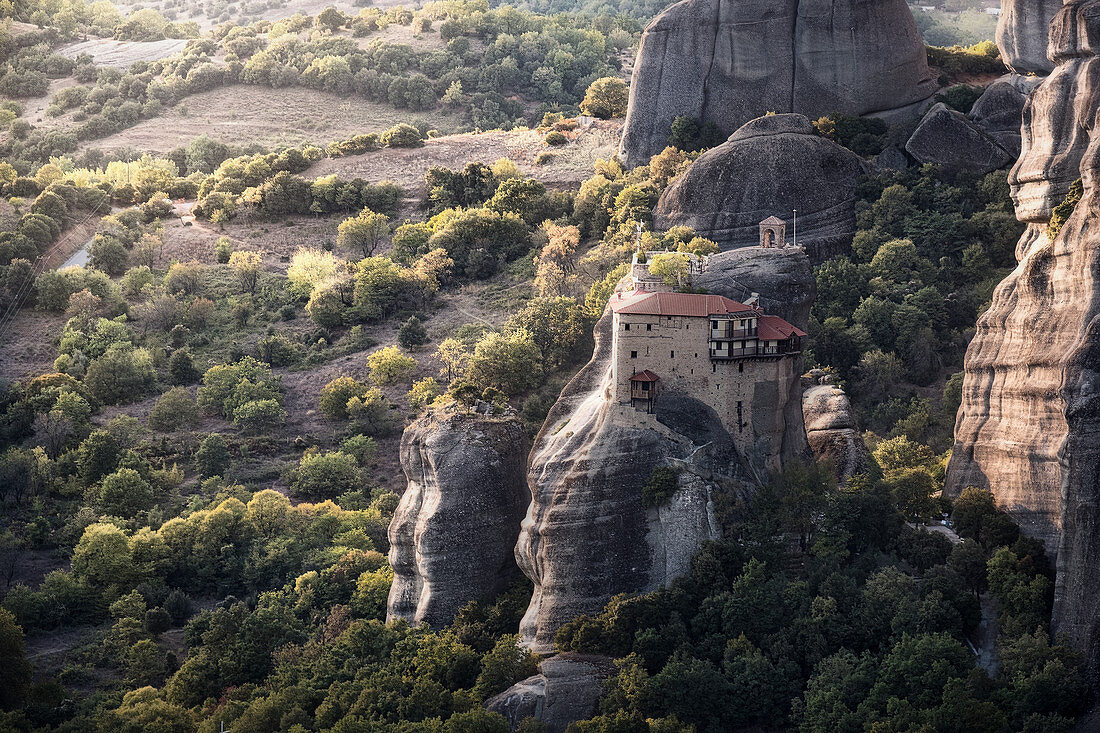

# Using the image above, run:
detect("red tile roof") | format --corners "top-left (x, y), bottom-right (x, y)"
top-left (612, 291), bottom-right (753, 317)
top-left (629, 370), bottom-right (660, 382)
top-left (758, 315), bottom-right (807, 340)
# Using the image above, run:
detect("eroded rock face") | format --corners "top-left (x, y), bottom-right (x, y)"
top-left (654, 115), bottom-right (867, 261)
top-left (387, 405), bottom-right (529, 628)
top-left (803, 377), bottom-right (869, 483)
top-left (997, 0), bottom-right (1062, 75)
top-left (969, 76), bottom-right (1040, 158)
top-left (904, 102), bottom-right (1015, 175)
top-left (945, 0), bottom-right (1100, 678)
top-left (516, 247), bottom-right (814, 652)
top-left (485, 655), bottom-right (612, 733)
top-left (618, 0), bottom-right (937, 166)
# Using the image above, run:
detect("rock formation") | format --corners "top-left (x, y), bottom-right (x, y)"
top-left (387, 404), bottom-right (529, 628)
top-left (945, 0), bottom-right (1100, 679)
top-left (653, 114), bottom-right (866, 261)
top-left (969, 76), bottom-right (1042, 158)
top-left (802, 373), bottom-right (869, 483)
top-left (904, 102), bottom-right (1015, 175)
top-left (516, 246), bottom-right (814, 652)
top-left (618, 0), bottom-right (937, 167)
top-left (485, 655), bottom-right (612, 733)
top-left (997, 0), bottom-right (1062, 75)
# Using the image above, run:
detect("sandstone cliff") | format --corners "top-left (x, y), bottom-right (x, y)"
top-left (653, 115), bottom-right (866, 261)
top-left (997, 0), bottom-right (1062, 75)
top-left (945, 0), bottom-right (1100, 679)
top-left (485, 655), bottom-right (612, 733)
top-left (618, 0), bottom-right (937, 167)
top-left (387, 404), bottom-right (529, 628)
top-left (515, 247), bottom-right (814, 652)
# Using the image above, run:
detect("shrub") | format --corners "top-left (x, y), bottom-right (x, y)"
top-left (544, 130), bottom-right (567, 146)
top-left (292, 450), bottom-right (360, 498)
top-left (307, 287), bottom-right (346, 328)
top-left (97, 467), bottom-right (154, 517)
top-left (168, 350), bottom-right (200, 384)
top-left (320, 376), bottom-right (371, 421)
top-left (148, 387), bottom-right (199, 432)
top-left (642, 466), bottom-right (679, 507)
top-left (398, 316), bottom-right (428, 348)
top-left (232, 398), bottom-right (286, 433)
top-left (194, 433), bottom-right (229, 477)
top-left (368, 345), bottom-right (417, 385)
top-left (407, 377), bottom-right (441, 410)
top-left (381, 123), bottom-right (423, 148)
top-left (84, 347), bottom-right (156, 405)
top-left (215, 237), bottom-right (232, 264)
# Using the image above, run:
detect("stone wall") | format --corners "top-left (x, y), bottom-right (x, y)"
top-left (610, 308), bottom-right (800, 473)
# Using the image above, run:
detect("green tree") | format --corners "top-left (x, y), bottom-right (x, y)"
top-left (292, 451), bottom-right (360, 498)
top-left (580, 77), bottom-right (629, 119)
top-left (84, 346), bottom-right (156, 405)
top-left (0, 608), bottom-right (32, 710)
top-left (320, 377), bottom-right (373, 421)
top-left (71, 523), bottom-right (134, 588)
top-left (398, 315), bottom-right (429, 349)
top-left (466, 330), bottom-right (542, 396)
top-left (508, 297), bottom-right (587, 370)
top-left (148, 387), bottom-right (199, 432)
top-left (194, 433), bottom-right (230, 477)
top-left (338, 209), bottom-right (391, 257)
top-left (98, 467), bottom-right (155, 517)
top-left (229, 250), bottom-right (262, 294)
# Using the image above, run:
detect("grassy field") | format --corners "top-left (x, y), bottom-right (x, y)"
top-left (81, 84), bottom-right (462, 153)
top-left (56, 38), bottom-right (189, 68)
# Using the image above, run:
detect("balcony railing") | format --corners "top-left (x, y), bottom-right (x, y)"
top-left (710, 327), bottom-right (758, 340)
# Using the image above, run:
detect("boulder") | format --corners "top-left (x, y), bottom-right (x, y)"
top-left (515, 246), bottom-right (814, 652)
top-left (969, 77), bottom-right (1033, 158)
top-left (904, 102), bottom-right (1014, 175)
top-left (997, 0), bottom-right (1062, 75)
top-left (485, 655), bottom-right (612, 733)
top-left (654, 114), bottom-right (867, 262)
top-left (802, 380), bottom-right (869, 483)
top-left (946, 0), bottom-right (1100, 681)
top-left (386, 404), bottom-right (529, 628)
top-left (618, 0), bottom-right (937, 166)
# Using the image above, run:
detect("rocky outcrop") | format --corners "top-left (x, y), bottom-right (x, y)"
top-left (969, 76), bottom-right (1041, 158)
top-left (516, 247), bottom-right (814, 652)
top-left (803, 374), bottom-right (869, 483)
top-left (945, 0), bottom-right (1100, 680)
top-left (904, 102), bottom-right (1015, 175)
top-left (997, 0), bottom-right (1062, 75)
top-left (387, 405), bottom-right (529, 628)
top-left (485, 655), bottom-right (612, 733)
top-left (618, 0), bottom-right (937, 167)
top-left (653, 115), bottom-right (866, 261)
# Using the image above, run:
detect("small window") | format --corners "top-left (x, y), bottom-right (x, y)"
top-left (646, 324), bottom-right (652, 331)
top-left (694, 353), bottom-right (698, 358)
top-left (739, 362), bottom-right (744, 373)
top-left (670, 351), bottom-right (675, 358)
top-left (624, 323), bottom-right (630, 331)
top-left (712, 364), bottom-right (716, 373)
top-left (711, 320), bottom-right (718, 329)
top-left (630, 351), bottom-right (637, 359)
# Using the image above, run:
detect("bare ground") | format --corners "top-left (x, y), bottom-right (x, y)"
top-left (306, 120), bottom-right (624, 195)
top-left (56, 38), bottom-right (190, 68)
top-left (83, 85), bottom-right (459, 154)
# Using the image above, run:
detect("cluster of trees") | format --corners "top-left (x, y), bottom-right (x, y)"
top-left (809, 165), bottom-right (1023, 450)
top-left (557, 462), bottom-right (1082, 733)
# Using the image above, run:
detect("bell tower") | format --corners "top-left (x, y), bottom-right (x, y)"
top-left (759, 216), bottom-right (786, 248)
